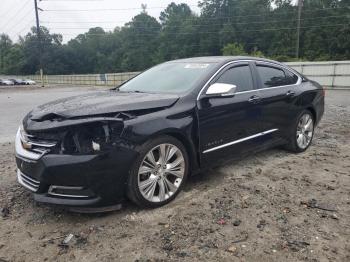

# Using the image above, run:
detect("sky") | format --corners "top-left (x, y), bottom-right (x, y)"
top-left (0, 0), bottom-right (200, 42)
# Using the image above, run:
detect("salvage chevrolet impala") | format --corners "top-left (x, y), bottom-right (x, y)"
top-left (15, 57), bottom-right (324, 211)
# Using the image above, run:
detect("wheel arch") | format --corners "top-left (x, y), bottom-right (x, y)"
top-left (150, 129), bottom-right (200, 175)
top-left (306, 106), bottom-right (317, 122)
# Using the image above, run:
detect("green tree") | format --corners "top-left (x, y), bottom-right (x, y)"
top-left (119, 13), bottom-right (161, 71)
top-left (0, 34), bottom-right (13, 74)
top-left (222, 43), bottom-right (247, 56)
top-left (20, 26), bottom-right (66, 74)
top-left (250, 47), bottom-right (265, 58)
top-left (1, 44), bottom-right (24, 74)
top-left (158, 3), bottom-right (199, 60)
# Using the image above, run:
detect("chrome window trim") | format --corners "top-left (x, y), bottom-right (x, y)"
top-left (197, 60), bottom-right (253, 100)
top-left (227, 89), bottom-right (257, 95)
top-left (255, 61), bottom-right (302, 88)
top-left (203, 129), bottom-right (278, 154)
top-left (196, 59), bottom-right (302, 100)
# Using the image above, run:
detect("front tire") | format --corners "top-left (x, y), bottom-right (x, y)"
top-left (127, 135), bottom-right (189, 208)
top-left (285, 110), bottom-right (315, 153)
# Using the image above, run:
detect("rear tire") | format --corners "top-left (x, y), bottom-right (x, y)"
top-left (285, 110), bottom-right (315, 153)
top-left (127, 135), bottom-right (189, 208)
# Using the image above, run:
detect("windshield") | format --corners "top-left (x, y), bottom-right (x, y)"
top-left (119, 62), bottom-right (216, 94)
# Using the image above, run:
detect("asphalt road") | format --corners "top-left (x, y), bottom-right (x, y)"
top-left (0, 86), bottom-right (107, 143)
top-left (0, 87), bottom-right (349, 143)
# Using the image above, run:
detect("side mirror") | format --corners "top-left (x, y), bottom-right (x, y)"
top-left (205, 83), bottom-right (237, 98)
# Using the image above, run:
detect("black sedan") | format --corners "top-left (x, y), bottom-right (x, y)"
top-left (15, 56), bottom-right (324, 211)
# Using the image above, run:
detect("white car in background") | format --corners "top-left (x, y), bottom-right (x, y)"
top-left (0, 79), bottom-right (15, 85)
top-left (23, 79), bottom-right (36, 85)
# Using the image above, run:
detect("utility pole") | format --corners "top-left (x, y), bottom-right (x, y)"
top-left (34, 0), bottom-right (44, 86)
top-left (296, 0), bottom-right (303, 59)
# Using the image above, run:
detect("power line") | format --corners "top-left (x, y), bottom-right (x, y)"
top-left (40, 4), bottom-right (349, 13)
top-left (0, 0), bottom-right (30, 21)
top-left (42, 5), bottom-right (198, 12)
top-left (41, 14), bottom-right (349, 30)
top-left (13, 19), bottom-right (36, 38)
top-left (0, 4), bottom-right (16, 20)
top-left (39, 6), bottom-right (350, 25)
top-left (0, 0), bottom-right (32, 31)
top-left (4, 7), bottom-right (34, 35)
top-left (4, 3), bottom-right (349, 41)
top-left (44, 23), bottom-right (349, 37)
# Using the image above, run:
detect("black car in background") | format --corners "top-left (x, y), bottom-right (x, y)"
top-left (15, 56), bottom-right (325, 211)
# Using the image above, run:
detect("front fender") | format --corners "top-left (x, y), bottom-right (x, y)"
top-left (120, 107), bottom-right (200, 173)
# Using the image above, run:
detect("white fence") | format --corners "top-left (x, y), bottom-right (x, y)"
top-left (286, 61), bottom-right (350, 89)
top-left (0, 72), bottom-right (140, 87)
top-left (1, 60), bottom-right (350, 89)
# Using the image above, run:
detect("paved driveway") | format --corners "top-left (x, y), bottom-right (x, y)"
top-left (0, 86), bottom-right (106, 143)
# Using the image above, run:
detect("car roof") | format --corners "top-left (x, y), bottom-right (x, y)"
top-left (168, 56), bottom-right (285, 67)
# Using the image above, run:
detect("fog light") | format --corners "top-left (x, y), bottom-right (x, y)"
top-left (48, 185), bottom-right (93, 198)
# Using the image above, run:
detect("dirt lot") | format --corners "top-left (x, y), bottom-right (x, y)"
top-left (0, 90), bottom-right (349, 262)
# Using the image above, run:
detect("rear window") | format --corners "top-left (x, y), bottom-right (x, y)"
top-left (257, 65), bottom-right (298, 88)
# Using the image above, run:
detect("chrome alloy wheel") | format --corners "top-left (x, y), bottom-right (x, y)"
top-left (296, 113), bottom-right (314, 149)
top-left (137, 143), bottom-right (185, 203)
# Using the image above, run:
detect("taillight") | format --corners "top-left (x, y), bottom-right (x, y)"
top-left (322, 87), bottom-right (326, 97)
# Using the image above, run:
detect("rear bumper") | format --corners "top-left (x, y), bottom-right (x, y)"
top-left (15, 131), bottom-right (138, 209)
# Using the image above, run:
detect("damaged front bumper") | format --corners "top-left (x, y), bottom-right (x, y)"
top-left (15, 127), bottom-right (138, 210)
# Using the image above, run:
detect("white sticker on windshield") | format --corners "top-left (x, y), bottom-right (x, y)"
top-left (184, 64), bottom-right (210, 69)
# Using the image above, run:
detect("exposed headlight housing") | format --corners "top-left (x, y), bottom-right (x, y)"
top-left (61, 122), bottom-right (123, 154)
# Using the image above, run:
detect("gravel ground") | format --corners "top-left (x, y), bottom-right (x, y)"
top-left (0, 90), bottom-right (349, 261)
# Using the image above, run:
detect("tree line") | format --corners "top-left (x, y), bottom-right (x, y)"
top-left (0, 0), bottom-right (349, 75)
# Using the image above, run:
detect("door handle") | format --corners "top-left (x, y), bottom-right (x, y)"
top-left (248, 95), bottom-right (261, 103)
top-left (286, 90), bottom-right (295, 97)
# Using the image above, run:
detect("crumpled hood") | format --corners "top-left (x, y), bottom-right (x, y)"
top-left (29, 90), bottom-right (179, 121)
top-left (23, 90), bottom-right (179, 132)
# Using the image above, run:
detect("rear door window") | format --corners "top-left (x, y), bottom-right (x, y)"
top-left (216, 65), bottom-right (254, 92)
top-left (284, 70), bottom-right (299, 85)
top-left (257, 65), bottom-right (298, 88)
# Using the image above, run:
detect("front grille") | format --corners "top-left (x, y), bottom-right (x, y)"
top-left (20, 127), bottom-right (58, 156)
top-left (17, 169), bottom-right (40, 192)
